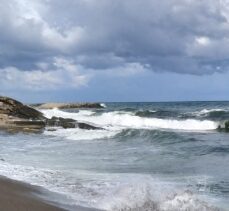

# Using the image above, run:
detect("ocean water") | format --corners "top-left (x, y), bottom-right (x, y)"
top-left (0, 102), bottom-right (229, 210)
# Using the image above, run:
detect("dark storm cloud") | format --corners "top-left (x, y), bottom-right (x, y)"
top-left (1, 0), bottom-right (229, 74)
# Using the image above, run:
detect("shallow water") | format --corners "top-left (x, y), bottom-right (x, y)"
top-left (0, 102), bottom-right (229, 210)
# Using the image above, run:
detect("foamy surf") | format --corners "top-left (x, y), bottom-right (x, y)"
top-left (0, 161), bottom-right (219, 211)
top-left (41, 109), bottom-right (218, 131)
top-left (100, 103), bottom-right (107, 108)
top-left (44, 128), bottom-right (119, 141)
top-left (191, 109), bottom-right (226, 117)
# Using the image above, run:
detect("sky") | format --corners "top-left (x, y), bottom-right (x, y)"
top-left (1, 0), bottom-right (229, 102)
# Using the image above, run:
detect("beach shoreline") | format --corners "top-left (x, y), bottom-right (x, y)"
top-left (0, 176), bottom-right (101, 211)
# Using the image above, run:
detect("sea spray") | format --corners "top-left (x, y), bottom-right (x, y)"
top-left (41, 109), bottom-right (218, 131)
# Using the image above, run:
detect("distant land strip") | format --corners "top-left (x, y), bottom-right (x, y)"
top-left (31, 102), bottom-right (103, 109)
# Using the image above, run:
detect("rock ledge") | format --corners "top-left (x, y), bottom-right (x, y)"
top-left (0, 96), bottom-right (102, 133)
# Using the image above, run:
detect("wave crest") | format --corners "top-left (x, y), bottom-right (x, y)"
top-left (41, 109), bottom-right (218, 131)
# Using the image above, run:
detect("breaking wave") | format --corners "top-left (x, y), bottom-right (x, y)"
top-left (41, 109), bottom-right (218, 131)
top-left (44, 128), bottom-right (119, 141)
top-left (196, 109), bottom-right (229, 120)
top-left (100, 103), bottom-right (107, 108)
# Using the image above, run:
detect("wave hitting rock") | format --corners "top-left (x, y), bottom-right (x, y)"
top-left (0, 96), bottom-right (102, 133)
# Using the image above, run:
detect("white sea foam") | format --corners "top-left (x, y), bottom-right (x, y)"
top-left (200, 109), bottom-right (224, 113)
top-left (44, 128), bottom-right (119, 141)
top-left (0, 161), bottom-right (218, 211)
top-left (192, 108), bottom-right (226, 117)
top-left (76, 110), bottom-right (96, 116)
top-left (100, 103), bottom-right (107, 108)
top-left (41, 109), bottom-right (218, 131)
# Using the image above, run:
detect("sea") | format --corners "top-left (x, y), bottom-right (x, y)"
top-left (0, 101), bottom-right (229, 211)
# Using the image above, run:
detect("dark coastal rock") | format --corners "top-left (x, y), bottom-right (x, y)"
top-left (217, 120), bottom-right (229, 132)
top-left (46, 116), bottom-right (101, 130)
top-left (0, 96), bottom-right (44, 120)
top-left (0, 96), bottom-right (102, 133)
top-left (33, 102), bottom-right (103, 109)
top-left (225, 121), bottom-right (229, 130)
top-left (0, 96), bottom-right (46, 132)
top-left (12, 120), bottom-right (46, 130)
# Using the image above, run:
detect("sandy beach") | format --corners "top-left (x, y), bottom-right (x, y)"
top-left (0, 176), bottom-right (68, 211)
top-left (0, 176), bottom-right (101, 211)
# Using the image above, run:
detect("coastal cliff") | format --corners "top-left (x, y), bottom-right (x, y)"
top-left (0, 96), bottom-right (102, 133)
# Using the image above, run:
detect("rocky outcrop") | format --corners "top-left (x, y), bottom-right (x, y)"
top-left (0, 97), bottom-right (46, 132)
top-left (46, 117), bottom-right (101, 130)
top-left (0, 96), bottom-right (102, 133)
top-left (217, 120), bottom-right (229, 132)
top-left (32, 102), bottom-right (103, 109)
top-left (1, 119), bottom-right (46, 133)
top-left (0, 97), bottom-right (44, 120)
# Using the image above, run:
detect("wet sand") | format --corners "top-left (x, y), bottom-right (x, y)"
top-left (0, 176), bottom-right (101, 211)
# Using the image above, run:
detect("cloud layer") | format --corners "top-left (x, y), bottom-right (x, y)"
top-left (1, 0), bottom-right (229, 91)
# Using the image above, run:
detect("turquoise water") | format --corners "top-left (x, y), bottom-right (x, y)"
top-left (0, 102), bottom-right (229, 210)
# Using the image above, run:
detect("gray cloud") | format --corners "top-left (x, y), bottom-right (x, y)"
top-left (1, 0), bottom-right (229, 76)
